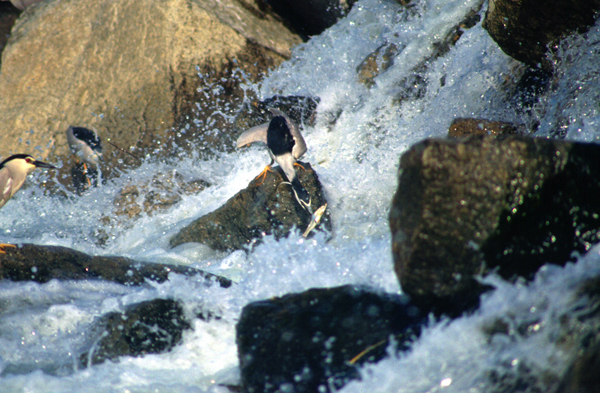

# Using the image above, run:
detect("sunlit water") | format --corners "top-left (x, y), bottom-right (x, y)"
top-left (1, 0), bottom-right (600, 391)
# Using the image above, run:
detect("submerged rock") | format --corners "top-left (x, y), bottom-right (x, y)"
top-left (483, 0), bottom-right (600, 70)
top-left (390, 135), bottom-right (600, 316)
top-left (236, 285), bottom-right (423, 393)
top-left (169, 162), bottom-right (331, 251)
top-left (554, 276), bottom-right (600, 393)
top-left (79, 298), bottom-right (190, 367)
top-left (0, 243), bottom-right (231, 287)
top-left (356, 43), bottom-right (400, 87)
top-left (112, 171), bottom-right (210, 219)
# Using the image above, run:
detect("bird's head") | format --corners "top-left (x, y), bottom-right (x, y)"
top-left (0, 154), bottom-right (56, 175)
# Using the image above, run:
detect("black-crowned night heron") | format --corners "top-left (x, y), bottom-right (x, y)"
top-left (236, 108), bottom-right (312, 212)
top-left (0, 154), bottom-right (56, 210)
top-left (66, 126), bottom-right (102, 190)
top-left (0, 154), bottom-right (56, 253)
top-left (67, 126), bottom-right (102, 167)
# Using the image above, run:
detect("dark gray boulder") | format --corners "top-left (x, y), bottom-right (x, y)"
top-left (390, 135), bottom-right (600, 316)
top-left (79, 298), bottom-right (190, 367)
top-left (0, 243), bottom-right (231, 287)
top-left (483, 0), bottom-right (600, 70)
top-left (169, 162), bottom-right (331, 251)
top-left (236, 285), bottom-right (423, 393)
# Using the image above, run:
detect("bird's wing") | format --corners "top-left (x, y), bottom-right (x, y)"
top-left (236, 122), bottom-right (269, 148)
top-left (269, 108), bottom-right (306, 159)
top-left (0, 169), bottom-right (14, 208)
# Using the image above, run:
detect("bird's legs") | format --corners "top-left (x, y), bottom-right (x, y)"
top-left (0, 244), bottom-right (16, 254)
top-left (254, 159), bottom-right (275, 185)
top-left (82, 163), bottom-right (92, 188)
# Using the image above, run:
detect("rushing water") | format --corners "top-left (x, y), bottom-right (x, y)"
top-left (1, 0), bottom-right (600, 391)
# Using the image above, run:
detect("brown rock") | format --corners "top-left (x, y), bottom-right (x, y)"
top-left (390, 135), bottom-right (600, 316)
top-left (357, 44), bottom-right (399, 88)
top-left (448, 118), bottom-right (521, 138)
top-left (0, 0), bottom-right (301, 185)
top-left (483, 0), bottom-right (600, 70)
top-left (112, 171), bottom-right (210, 219)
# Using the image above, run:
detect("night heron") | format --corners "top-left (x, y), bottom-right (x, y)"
top-left (236, 108), bottom-right (312, 212)
top-left (0, 154), bottom-right (56, 253)
top-left (0, 154), bottom-right (56, 209)
top-left (66, 126), bottom-right (102, 190)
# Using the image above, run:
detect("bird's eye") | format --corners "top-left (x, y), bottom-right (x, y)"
top-left (26, 157), bottom-right (34, 164)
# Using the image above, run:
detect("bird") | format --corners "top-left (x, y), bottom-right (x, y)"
top-left (237, 108), bottom-right (312, 212)
top-left (0, 154), bottom-right (56, 254)
top-left (0, 154), bottom-right (57, 209)
top-left (66, 126), bottom-right (102, 190)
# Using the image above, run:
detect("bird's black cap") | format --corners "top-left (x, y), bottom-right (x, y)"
top-left (0, 154), bottom-right (56, 169)
top-left (0, 154), bottom-right (31, 168)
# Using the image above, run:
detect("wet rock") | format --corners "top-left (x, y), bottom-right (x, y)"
top-left (511, 67), bottom-right (552, 112)
top-left (0, 0), bottom-right (301, 186)
top-left (448, 118), bottom-right (521, 138)
top-left (479, 274), bottom-right (600, 392)
top-left (112, 171), bottom-right (210, 219)
top-left (0, 243), bottom-right (231, 287)
top-left (265, 0), bottom-right (358, 38)
top-left (356, 43), bottom-right (400, 87)
top-left (482, 0), bottom-right (600, 70)
top-left (554, 277), bottom-right (600, 393)
top-left (390, 135), bottom-right (600, 316)
top-left (79, 298), bottom-right (190, 367)
top-left (236, 285), bottom-right (423, 393)
top-left (169, 162), bottom-right (331, 251)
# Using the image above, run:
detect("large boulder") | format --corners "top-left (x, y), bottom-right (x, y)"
top-left (390, 135), bottom-right (600, 316)
top-left (483, 0), bottom-right (600, 70)
top-left (170, 162), bottom-right (331, 251)
top-left (0, 0), bottom-right (301, 183)
top-left (236, 285), bottom-right (423, 393)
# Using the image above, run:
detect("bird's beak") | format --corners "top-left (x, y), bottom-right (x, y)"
top-left (33, 160), bottom-right (57, 169)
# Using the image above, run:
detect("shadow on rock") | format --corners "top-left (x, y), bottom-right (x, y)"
top-left (170, 161), bottom-right (331, 251)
